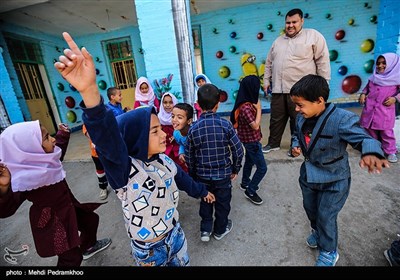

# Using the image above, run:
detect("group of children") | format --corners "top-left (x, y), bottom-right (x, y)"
top-left (0, 31), bottom-right (398, 267)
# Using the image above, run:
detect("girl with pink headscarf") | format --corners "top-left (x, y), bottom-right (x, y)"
top-left (359, 53), bottom-right (400, 163)
top-left (134, 77), bottom-right (160, 112)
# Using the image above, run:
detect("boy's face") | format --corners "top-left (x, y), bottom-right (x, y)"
top-left (162, 95), bottom-right (174, 113)
top-left (171, 107), bottom-right (192, 131)
top-left (40, 125), bottom-right (56, 153)
top-left (140, 83), bottom-right (149, 94)
top-left (148, 114), bottom-right (167, 158)
top-left (196, 78), bottom-right (206, 87)
top-left (111, 90), bottom-right (123, 104)
top-left (291, 96), bottom-right (325, 119)
top-left (376, 56), bottom-right (386, 74)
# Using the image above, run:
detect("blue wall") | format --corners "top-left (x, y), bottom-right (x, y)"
top-left (191, 0), bottom-right (390, 112)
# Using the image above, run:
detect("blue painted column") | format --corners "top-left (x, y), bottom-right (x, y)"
top-left (135, 0), bottom-right (194, 103)
top-left (375, 0), bottom-right (400, 54)
top-left (0, 46), bottom-right (24, 124)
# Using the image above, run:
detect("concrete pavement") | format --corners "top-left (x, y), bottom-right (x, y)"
top-left (1, 108), bottom-right (399, 269)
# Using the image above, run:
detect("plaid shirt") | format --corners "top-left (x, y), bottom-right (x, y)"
top-left (236, 103), bottom-right (262, 143)
top-left (185, 111), bottom-right (244, 180)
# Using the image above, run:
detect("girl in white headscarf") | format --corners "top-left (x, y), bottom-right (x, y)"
top-left (134, 77), bottom-right (160, 112)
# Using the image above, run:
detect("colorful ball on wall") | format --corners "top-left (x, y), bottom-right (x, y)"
top-left (348, 18), bottom-right (355, 25)
top-left (370, 15), bottom-right (377, 23)
top-left (229, 46), bottom-right (236, 53)
top-left (65, 96), bottom-right (76, 108)
top-left (66, 110), bottom-right (77, 123)
top-left (304, 13), bottom-right (310, 19)
top-left (232, 90), bottom-right (238, 100)
top-left (69, 84), bottom-right (77, 91)
top-left (230, 32), bottom-right (237, 39)
top-left (364, 59), bottom-right (375, 73)
top-left (342, 75), bottom-right (362, 94)
top-left (57, 82), bottom-right (65, 91)
top-left (335, 30), bottom-right (345, 41)
top-left (218, 66), bottom-right (231, 78)
top-left (329, 50), bottom-right (339, 61)
top-left (96, 68), bottom-right (100, 75)
top-left (219, 90), bottom-right (228, 102)
top-left (216, 51), bottom-right (224, 59)
top-left (267, 24), bottom-right (273, 30)
top-left (257, 32), bottom-right (264, 40)
top-left (360, 39), bottom-right (374, 53)
top-left (98, 80), bottom-right (107, 90)
top-left (338, 65), bottom-right (348, 76)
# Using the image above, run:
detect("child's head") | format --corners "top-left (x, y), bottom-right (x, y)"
top-left (172, 103), bottom-right (193, 131)
top-left (135, 77), bottom-right (155, 102)
top-left (161, 93), bottom-right (177, 113)
top-left (196, 76), bottom-right (206, 88)
top-left (117, 106), bottom-right (166, 160)
top-left (107, 87), bottom-right (122, 104)
top-left (40, 124), bottom-right (56, 153)
top-left (197, 84), bottom-right (220, 112)
top-left (290, 74), bottom-right (329, 118)
top-left (140, 82), bottom-right (150, 94)
top-left (376, 55), bottom-right (386, 74)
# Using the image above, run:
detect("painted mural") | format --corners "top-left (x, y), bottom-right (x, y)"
top-left (192, 0), bottom-right (381, 113)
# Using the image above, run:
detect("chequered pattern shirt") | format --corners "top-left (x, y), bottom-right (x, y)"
top-left (236, 102), bottom-right (262, 143)
top-left (185, 111), bottom-right (244, 179)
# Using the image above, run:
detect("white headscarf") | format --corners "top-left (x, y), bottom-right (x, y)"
top-left (158, 92), bottom-right (178, 125)
top-left (135, 77), bottom-right (156, 103)
top-left (0, 120), bottom-right (65, 192)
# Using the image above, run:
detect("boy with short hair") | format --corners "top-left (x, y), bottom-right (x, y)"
top-left (54, 32), bottom-right (215, 266)
top-left (289, 74), bottom-right (389, 266)
top-left (105, 87), bottom-right (127, 117)
top-left (185, 84), bottom-right (244, 242)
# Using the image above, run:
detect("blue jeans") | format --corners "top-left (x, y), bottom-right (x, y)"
top-left (241, 142), bottom-right (268, 195)
top-left (299, 164), bottom-right (350, 252)
top-left (130, 221), bottom-right (189, 266)
top-left (198, 177), bottom-right (231, 235)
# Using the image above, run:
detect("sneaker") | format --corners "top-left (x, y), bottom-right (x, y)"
top-left (306, 229), bottom-right (318, 249)
top-left (200, 231), bottom-right (211, 242)
top-left (82, 238), bottom-right (112, 260)
top-left (99, 188), bottom-right (108, 200)
top-left (384, 247), bottom-right (400, 266)
top-left (213, 219), bottom-right (233, 240)
top-left (287, 149), bottom-right (294, 158)
top-left (244, 190), bottom-right (263, 205)
top-left (262, 145), bottom-right (280, 154)
top-left (239, 184), bottom-right (247, 191)
top-left (387, 154), bottom-right (398, 163)
top-left (315, 250), bottom-right (339, 266)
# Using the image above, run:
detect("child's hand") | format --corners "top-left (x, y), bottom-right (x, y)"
top-left (230, 174), bottom-right (238, 181)
top-left (58, 123), bottom-right (70, 132)
top-left (0, 163), bottom-right (11, 196)
top-left (358, 93), bottom-right (366, 105)
top-left (54, 32), bottom-right (100, 108)
top-left (359, 155), bottom-right (390, 174)
top-left (290, 147), bottom-right (302, 157)
top-left (383, 97), bottom-right (396, 107)
top-left (179, 154), bottom-right (186, 163)
top-left (203, 192), bottom-right (215, 203)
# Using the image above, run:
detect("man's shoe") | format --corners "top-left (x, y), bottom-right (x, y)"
top-left (244, 190), bottom-right (263, 205)
top-left (99, 188), bottom-right (108, 200)
top-left (200, 231), bottom-right (211, 242)
top-left (262, 145), bottom-right (280, 154)
top-left (315, 250), bottom-right (339, 266)
top-left (384, 249), bottom-right (400, 266)
top-left (213, 219), bottom-right (233, 240)
top-left (239, 184), bottom-right (247, 191)
top-left (82, 238), bottom-right (112, 260)
top-left (306, 229), bottom-right (318, 249)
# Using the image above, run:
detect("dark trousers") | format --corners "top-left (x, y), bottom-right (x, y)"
top-left (198, 177), bottom-right (231, 235)
top-left (268, 93), bottom-right (298, 147)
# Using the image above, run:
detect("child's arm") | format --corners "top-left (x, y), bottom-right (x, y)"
top-left (174, 165), bottom-right (215, 203)
top-left (227, 124), bottom-right (244, 176)
top-left (54, 32), bottom-right (130, 189)
top-left (55, 123), bottom-right (70, 162)
top-left (0, 164), bottom-right (25, 218)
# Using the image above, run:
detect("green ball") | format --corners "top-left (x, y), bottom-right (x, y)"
top-left (218, 66), bottom-right (230, 78)
top-left (360, 39), bottom-right (374, 53)
top-left (98, 80), bottom-right (107, 90)
top-left (57, 82), bottom-right (64, 91)
top-left (364, 59), bottom-right (374, 73)
top-left (329, 50), bottom-right (339, 61)
top-left (66, 110), bottom-right (77, 123)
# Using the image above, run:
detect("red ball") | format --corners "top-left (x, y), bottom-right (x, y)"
top-left (216, 51), bottom-right (223, 59)
top-left (335, 30), bottom-right (345, 41)
top-left (65, 96), bottom-right (76, 108)
top-left (219, 90), bottom-right (228, 102)
top-left (342, 75), bottom-right (362, 94)
top-left (257, 32), bottom-right (264, 40)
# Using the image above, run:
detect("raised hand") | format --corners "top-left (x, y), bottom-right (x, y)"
top-left (54, 32), bottom-right (100, 108)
